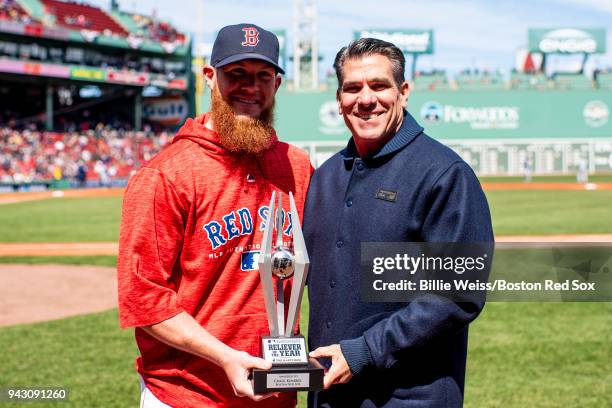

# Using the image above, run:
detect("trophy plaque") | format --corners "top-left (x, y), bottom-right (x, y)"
top-left (251, 191), bottom-right (324, 394)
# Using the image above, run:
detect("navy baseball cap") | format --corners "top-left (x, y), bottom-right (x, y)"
top-left (211, 23), bottom-right (285, 74)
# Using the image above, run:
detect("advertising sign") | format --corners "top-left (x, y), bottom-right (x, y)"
top-left (266, 89), bottom-right (612, 142)
top-left (528, 28), bottom-right (606, 54)
top-left (106, 70), bottom-right (148, 86)
top-left (354, 29), bottom-right (434, 54)
top-left (70, 67), bottom-right (105, 81)
top-left (0, 57), bottom-right (187, 89)
top-left (143, 97), bottom-right (189, 125)
top-left (0, 59), bottom-right (70, 78)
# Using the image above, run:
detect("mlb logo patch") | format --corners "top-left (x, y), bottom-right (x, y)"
top-left (241, 251), bottom-right (261, 271)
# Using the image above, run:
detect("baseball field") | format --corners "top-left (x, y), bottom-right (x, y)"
top-left (0, 176), bottom-right (611, 407)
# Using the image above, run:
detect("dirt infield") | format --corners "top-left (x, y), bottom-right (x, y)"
top-left (0, 242), bottom-right (119, 256)
top-left (0, 264), bottom-right (117, 327)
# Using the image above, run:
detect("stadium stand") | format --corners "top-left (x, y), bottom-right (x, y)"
top-left (454, 69), bottom-right (506, 90)
top-left (41, 0), bottom-right (127, 36)
top-left (509, 72), bottom-right (549, 90)
top-left (0, 1), bottom-right (191, 189)
top-left (12, 0), bottom-right (187, 50)
top-left (117, 12), bottom-right (185, 44)
top-left (411, 70), bottom-right (610, 91)
top-left (15, 0), bottom-right (49, 22)
top-left (0, 126), bottom-right (172, 188)
top-left (412, 70), bottom-right (450, 91)
top-left (0, 0), bottom-right (35, 24)
top-left (110, 10), bottom-right (187, 54)
top-left (552, 73), bottom-right (594, 90)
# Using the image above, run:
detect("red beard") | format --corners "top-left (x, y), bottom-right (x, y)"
top-left (210, 87), bottom-right (276, 155)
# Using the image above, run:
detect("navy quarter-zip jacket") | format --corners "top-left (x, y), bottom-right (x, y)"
top-left (304, 110), bottom-right (494, 407)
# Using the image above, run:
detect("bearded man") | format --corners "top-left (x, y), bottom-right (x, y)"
top-left (117, 23), bottom-right (312, 408)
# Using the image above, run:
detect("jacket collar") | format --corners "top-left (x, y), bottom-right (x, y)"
top-left (342, 110), bottom-right (424, 162)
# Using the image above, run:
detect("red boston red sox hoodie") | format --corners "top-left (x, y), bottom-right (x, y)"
top-left (118, 113), bottom-right (312, 407)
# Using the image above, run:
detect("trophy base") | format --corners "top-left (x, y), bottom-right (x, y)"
top-left (252, 358), bottom-right (324, 394)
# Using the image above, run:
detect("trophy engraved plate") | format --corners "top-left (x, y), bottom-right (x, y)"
top-left (267, 373), bottom-right (310, 389)
top-left (251, 191), bottom-right (324, 394)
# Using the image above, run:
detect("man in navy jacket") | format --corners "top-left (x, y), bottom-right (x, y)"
top-left (303, 38), bottom-right (494, 407)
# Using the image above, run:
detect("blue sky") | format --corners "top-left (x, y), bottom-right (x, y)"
top-left (88, 0), bottom-right (612, 77)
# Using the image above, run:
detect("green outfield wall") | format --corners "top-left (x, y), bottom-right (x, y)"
top-left (200, 89), bottom-right (611, 141)
top-left (199, 89), bottom-right (612, 175)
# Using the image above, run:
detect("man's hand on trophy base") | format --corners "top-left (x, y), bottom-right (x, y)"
top-left (222, 350), bottom-right (279, 401)
top-left (309, 344), bottom-right (353, 389)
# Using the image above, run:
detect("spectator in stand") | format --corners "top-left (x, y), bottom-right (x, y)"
top-left (76, 161), bottom-right (87, 187)
top-left (128, 12), bottom-right (185, 44)
top-left (0, 0), bottom-right (33, 24)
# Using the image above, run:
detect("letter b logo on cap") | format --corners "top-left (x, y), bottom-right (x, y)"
top-left (241, 27), bottom-right (260, 46)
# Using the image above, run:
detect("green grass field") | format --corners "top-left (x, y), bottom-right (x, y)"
top-left (465, 302), bottom-right (612, 408)
top-left (1, 186), bottom-right (611, 407)
top-left (0, 308), bottom-right (139, 407)
top-left (0, 197), bottom-right (121, 242)
top-left (486, 190), bottom-right (612, 235)
top-left (1, 189), bottom-right (612, 242)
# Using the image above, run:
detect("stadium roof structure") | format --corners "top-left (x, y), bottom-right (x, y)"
top-left (1, 0), bottom-right (190, 56)
top-left (0, 0), bottom-right (196, 132)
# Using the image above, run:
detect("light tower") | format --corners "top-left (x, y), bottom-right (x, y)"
top-left (292, 0), bottom-right (319, 90)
